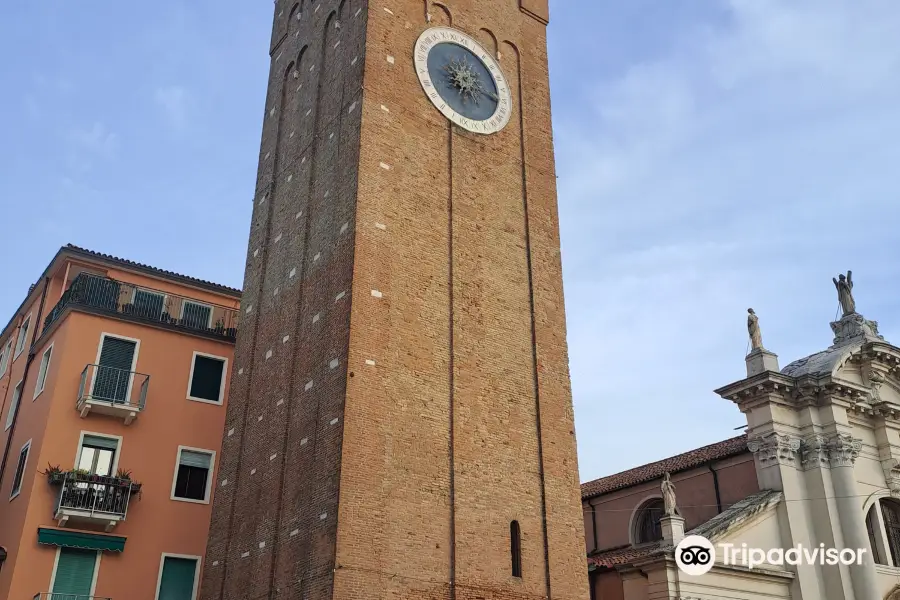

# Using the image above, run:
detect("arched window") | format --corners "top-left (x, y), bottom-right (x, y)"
top-left (634, 499), bottom-right (665, 544)
top-left (869, 499), bottom-right (900, 567)
top-left (510, 520), bottom-right (522, 578)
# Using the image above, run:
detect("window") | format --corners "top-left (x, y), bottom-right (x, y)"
top-left (187, 353), bottom-right (227, 404)
top-left (4, 380), bottom-right (22, 431)
top-left (172, 447), bottom-right (214, 503)
top-left (51, 547), bottom-right (99, 597)
top-left (77, 434), bottom-right (120, 476)
top-left (869, 498), bottom-right (900, 567)
top-left (10, 440), bottom-right (30, 499)
top-left (634, 499), bottom-right (666, 544)
top-left (867, 503), bottom-right (883, 565)
top-left (14, 315), bottom-right (31, 359)
top-left (181, 300), bottom-right (212, 330)
top-left (510, 520), bottom-right (522, 577)
top-left (34, 344), bottom-right (54, 399)
top-left (134, 288), bottom-right (166, 320)
top-left (156, 554), bottom-right (200, 600)
top-left (0, 339), bottom-right (11, 378)
top-left (92, 334), bottom-right (138, 404)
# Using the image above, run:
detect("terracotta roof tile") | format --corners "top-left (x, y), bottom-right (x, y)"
top-left (581, 435), bottom-right (748, 500)
top-left (588, 544), bottom-right (661, 569)
top-left (65, 244), bottom-right (242, 296)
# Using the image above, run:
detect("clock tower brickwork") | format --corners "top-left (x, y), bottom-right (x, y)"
top-left (200, 1), bottom-right (588, 599)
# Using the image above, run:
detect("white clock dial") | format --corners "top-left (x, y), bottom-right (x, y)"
top-left (414, 27), bottom-right (513, 135)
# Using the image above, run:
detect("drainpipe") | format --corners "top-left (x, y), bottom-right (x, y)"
top-left (708, 463), bottom-right (723, 514)
top-left (0, 278), bottom-right (50, 488)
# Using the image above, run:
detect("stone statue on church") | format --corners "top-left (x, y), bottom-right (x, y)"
top-left (833, 271), bottom-right (856, 316)
top-left (661, 473), bottom-right (677, 516)
top-left (747, 308), bottom-right (764, 351)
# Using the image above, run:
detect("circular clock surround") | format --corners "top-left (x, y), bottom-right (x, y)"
top-left (414, 27), bottom-right (513, 135)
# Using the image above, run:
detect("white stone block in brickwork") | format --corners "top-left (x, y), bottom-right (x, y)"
top-left (258, 415), bottom-right (263, 421)
top-left (238, 369), bottom-right (244, 376)
top-left (246, 305), bottom-right (253, 314)
top-left (266, 350), bottom-right (273, 360)
top-left (290, 529), bottom-right (299, 536)
top-left (336, 291), bottom-right (346, 301)
top-left (384, 8), bottom-right (394, 15)
top-left (275, 233), bottom-right (283, 242)
top-left (320, 512), bottom-right (328, 519)
top-left (340, 222), bottom-right (348, 233)
top-left (259, 542), bottom-right (266, 548)
top-left (365, 359), bottom-right (376, 366)
top-left (270, 454), bottom-right (277, 461)
top-left (250, 469), bottom-right (257, 475)
top-left (329, 418), bottom-right (339, 425)
top-left (273, 287), bottom-right (280, 296)
top-left (312, 313), bottom-right (320, 323)
top-left (242, 552), bottom-right (250, 558)
top-left (222, 479), bottom-right (228, 486)
top-left (330, 359), bottom-right (339, 369)
top-left (305, 380), bottom-right (314, 391)
top-left (290, 268), bottom-right (297, 278)
top-left (379, 162), bottom-right (391, 170)
top-left (371, 290), bottom-right (383, 298)
top-left (283, 335), bottom-right (290, 344)
top-left (228, 428), bottom-right (235, 436)
top-left (314, 253), bottom-right (321, 262)
top-left (375, 222), bottom-right (387, 230)
top-left (300, 438), bottom-right (308, 445)
top-left (277, 399), bottom-right (284, 406)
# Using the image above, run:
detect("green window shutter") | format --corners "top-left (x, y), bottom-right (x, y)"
top-left (158, 556), bottom-right (197, 600)
top-left (179, 451), bottom-right (211, 469)
top-left (94, 336), bottom-right (137, 403)
top-left (82, 435), bottom-right (119, 450)
top-left (52, 548), bottom-right (98, 596)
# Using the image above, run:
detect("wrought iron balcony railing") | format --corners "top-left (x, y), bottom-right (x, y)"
top-left (34, 594), bottom-right (112, 600)
top-left (43, 273), bottom-right (238, 341)
top-left (55, 471), bottom-right (134, 523)
top-left (78, 364), bottom-right (149, 412)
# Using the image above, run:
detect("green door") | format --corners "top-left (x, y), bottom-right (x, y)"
top-left (51, 548), bottom-right (98, 597)
top-left (158, 556), bottom-right (197, 600)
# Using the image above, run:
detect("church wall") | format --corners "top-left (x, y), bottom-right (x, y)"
top-left (586, 454), bottom-right (758, 551)
top-left (592, 570), bottom-right (625, 600)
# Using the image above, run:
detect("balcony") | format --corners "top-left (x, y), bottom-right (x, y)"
top-left (54, 472), bottom-right (135, 532)
top-left (77, 364), bottom-right (149, 425)
top-left (43, 273), bottom-right (238, 341)
top-left (34, 595), bottom-right (112, 600)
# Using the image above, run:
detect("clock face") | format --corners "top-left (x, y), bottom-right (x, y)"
top-left (414, 27), bottom-right (513, 135)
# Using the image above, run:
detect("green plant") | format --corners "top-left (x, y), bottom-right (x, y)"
top-left (115, 468), bottom-right (133, 480)
top-left (41, 464), bottom-right (63, 477)
top-left (72, 468), bottom-right (90, 477)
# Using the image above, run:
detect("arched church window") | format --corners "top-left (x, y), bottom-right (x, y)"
top-left (634, 499), bottom-right (665, 544)
top-left (881, 499), bottom-right (900, 566)
top-left (866, 504), bottom-right (883, 565)
top-left (510, 520), bottom-right (522, 578)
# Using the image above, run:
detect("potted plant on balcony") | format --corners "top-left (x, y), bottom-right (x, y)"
top-left (41, 464), bottom-right (65, 485)
top-left (115, 468), bottom-right (143, 493)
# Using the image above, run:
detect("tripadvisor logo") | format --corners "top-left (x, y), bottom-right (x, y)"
top-left (675, 536), bottom-right (716, 576)
top-left (675, 535), bottom-right (868, 576)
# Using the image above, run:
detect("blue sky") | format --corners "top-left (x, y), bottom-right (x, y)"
top-left (2, 0), bottom-right (900, 483)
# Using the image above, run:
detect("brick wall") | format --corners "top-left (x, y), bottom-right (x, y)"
top-left (203, 0), bottom-right (588, 599)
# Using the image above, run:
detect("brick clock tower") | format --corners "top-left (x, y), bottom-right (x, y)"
top-left (201, 0), bottom-right (588, 599)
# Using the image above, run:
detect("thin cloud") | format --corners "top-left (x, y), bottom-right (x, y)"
top-left (557, 0), bottom-right (900, 481)
top-left (68, 122), bottom-right (119, 158)
top-left (154, 85), bottom-right (190, 130)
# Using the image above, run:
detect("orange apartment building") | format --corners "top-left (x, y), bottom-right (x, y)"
top-left (0, 244), bottom-right (241, 600)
